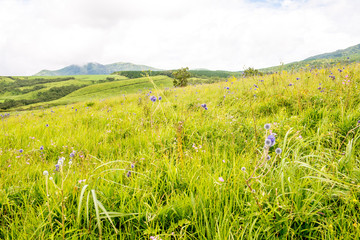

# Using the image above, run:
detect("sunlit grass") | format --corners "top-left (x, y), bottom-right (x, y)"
top-left (0, 63), bottom-right (360, 239)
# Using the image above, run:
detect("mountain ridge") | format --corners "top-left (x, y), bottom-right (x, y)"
top-left (34, 62), bottom-right (162, 76)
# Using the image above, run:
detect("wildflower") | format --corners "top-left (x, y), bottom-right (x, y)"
top-left (131, 163), bottom-right (135, 168)
top-left (49, 177), bottom-right (53, 181)
top-left (58, 157), bottom-right (65, 166)
top-left (266, 155), bottom-right (271, 160)
top-left (357, 120), bottom-right (360, 124)
top-left (19, 149), bottom-right (24, 153)
top-left (241, 167), bottom-right (246, 172)
top-left (158, 96), bottom-right (162, 101)
top-left (150, 96), bottom-right (157, 102)
top-left (288, 83), bottom-right (293, 86)
top-left (266, 135), bottom-right (276, 147)
top-left (43, 170), bottom-right (49, 176)
top-left (201, 103), bottom-right (207, 108)
top-left (68, 161), bottom-right (73, 165)
top-left (265, 139), bottom-right (272, 146)
top-left (275, 148), bottom-right (282, 154)
top-left (126, 171), bottom-right (131, 177)
top-left (296, 77), bottom-right (300, 80)
top-left (264, 123), bottom-right (271, 130)
top-left (40, 146), bottom-right (44, 150)
top-left (252, 189), bottom-right (256, 193)
top-left (254, 84), bottom-right (258, 88)
top-left (55, 164), bottom-right (60, 171)
top-left (218, 177), bottom-right (225, 182)
top-left (70, 152), bottom-right (75, 158)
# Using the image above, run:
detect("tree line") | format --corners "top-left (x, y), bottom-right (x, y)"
top-left (0, 85), bottom-right (85, 110)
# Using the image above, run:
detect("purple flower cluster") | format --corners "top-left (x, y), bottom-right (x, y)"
top-left (201, 103), bottom-right (208, 110)
top-left (266, 135), bottom-right (276, 147)
top-left (150, 96), bottom-right (157, 102)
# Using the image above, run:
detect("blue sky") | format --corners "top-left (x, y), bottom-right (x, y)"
top-left (0, 0), bottom-right (359, 75)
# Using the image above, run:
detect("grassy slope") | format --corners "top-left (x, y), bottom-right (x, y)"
top-left (261, 44), bottom-right (360, 73)
top-left (18, 76), bottom-right (173, 109)
top-left (1, 64), bottom-right (360, 239)
top-left (0, 75), bottom-right (128, 102)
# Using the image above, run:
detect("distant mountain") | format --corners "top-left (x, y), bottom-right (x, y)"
top-left (34, 62), bottom-right (162, 76)
top-left (261, 43), bottom-right (360, 72)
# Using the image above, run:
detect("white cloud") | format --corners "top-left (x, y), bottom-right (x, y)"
top-left (0, 0), bottom-right (360, 75)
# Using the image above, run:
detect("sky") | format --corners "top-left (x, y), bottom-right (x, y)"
top-left (0, 0), bottom-right (360, 75)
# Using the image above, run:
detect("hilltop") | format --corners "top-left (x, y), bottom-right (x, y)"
top-left (34, 62), bottom-right (162, 76)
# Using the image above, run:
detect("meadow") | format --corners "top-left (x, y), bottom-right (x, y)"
top-left (1, 63), bottom-right (360, 239)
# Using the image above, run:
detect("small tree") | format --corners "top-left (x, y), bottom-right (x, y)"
top-left (172, 67), bottom-right (191, 87)
top-left (243, 67), bottom-right (263, 77)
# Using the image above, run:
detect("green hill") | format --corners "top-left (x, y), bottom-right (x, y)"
top-left (305, 43), bottom-right (360, 60)
top-left (34, 62), bottom-right (163, 76)
top-left (261, 43), bottom-right (360, 72)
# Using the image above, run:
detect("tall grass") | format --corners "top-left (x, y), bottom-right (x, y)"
top-left (0, 63), bottom-right (360, 239)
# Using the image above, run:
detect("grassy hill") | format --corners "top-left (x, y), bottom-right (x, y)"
top-left (261, 43), bottom-right (360, 73)
top-left (0, 71), bottom-right (236, 111)
top-left (1, 63), bottom-right (360, 239)
top-left (305, 43), bottom-right (360, 60)
top-left (0, 75), bottom-right (129, 110)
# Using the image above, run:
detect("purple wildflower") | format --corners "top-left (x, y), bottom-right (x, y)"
top-left (158, 96), bottom-right (162, 101)
top-left (40, 146), bottom-right (44, 150)
top-left (19, 149), bottom-right (23, 153)
top-left (150, 96), bottom-right (157, 102)
top-left (201, 103), bottom-right (207, 108)
top-left (266, 135), bottom-right (276, 147)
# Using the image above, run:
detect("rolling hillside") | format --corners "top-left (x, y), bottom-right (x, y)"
top-left (261, 43), bottom-right (360, 72)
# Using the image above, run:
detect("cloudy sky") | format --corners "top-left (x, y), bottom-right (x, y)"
top-left (1, 0), bottom-right (360, 75)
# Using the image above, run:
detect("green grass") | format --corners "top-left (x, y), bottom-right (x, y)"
top-left (1, 64), bottom-right (360, 239)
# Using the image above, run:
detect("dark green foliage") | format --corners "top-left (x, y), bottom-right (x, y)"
top-left (172, 67), bottom-right (191, 87)
top-left (0, 85), bottom-right (85, 110)
top-left (189, 70), bottom-right (241, 78)
top-left (112, 70), bottom-right (173, 79)
top-left (243, 67), bottom-right (263, 77)
top-left (0, 77), bottom-right (75, 94)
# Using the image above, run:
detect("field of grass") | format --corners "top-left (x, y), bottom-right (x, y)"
top-left (1, 63), bottom-right (360, 239)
